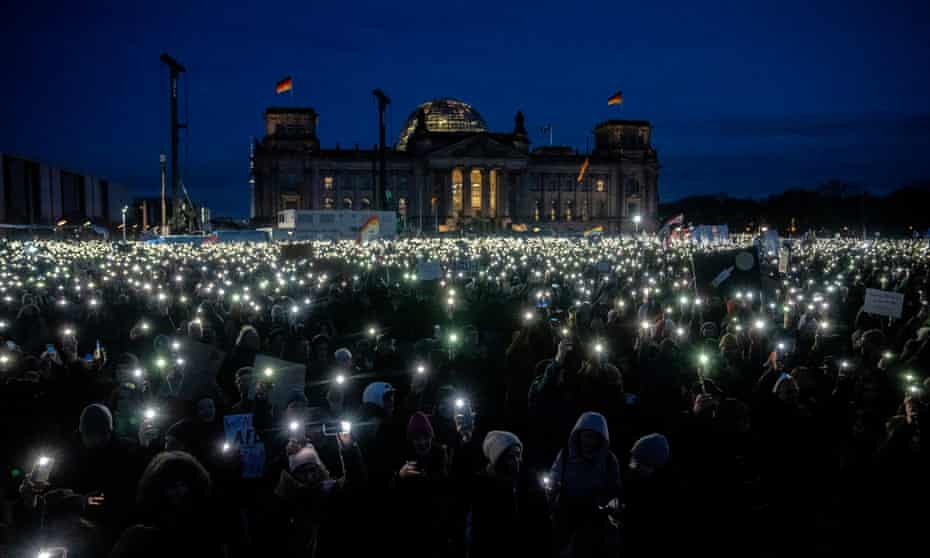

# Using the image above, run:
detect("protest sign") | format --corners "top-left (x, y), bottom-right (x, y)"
top-left (177, 342), bottom-right (225, 400)
top-left (864, 288), bottom-right (904, 318)
top-left (224, 413), bottom-right (266, 479)
top-left (253, 354), bottom-right (307, 412)
top-left (416, 261), bottom-right (442, 281)
top-left (692, 247), bottom-right (761, 297)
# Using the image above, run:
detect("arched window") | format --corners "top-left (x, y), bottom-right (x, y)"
top-left (361, 197), bottom-right (371, 209)
top-left (470, 169), bottom-right (482, 213)
top-left (596, 179), bottom-right (605, 193)
top-left (451, 169), bottom-right (464, 213)
top-left (323, 176), bottom-right (334, 191)
top-left (324, 197), bottom-right (334, 209)
top-left (343, 197), bottom-right (353, 209)
top-left (582, 199), bottom-right (589, 221)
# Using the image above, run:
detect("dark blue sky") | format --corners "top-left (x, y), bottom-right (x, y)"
top-left (3, 0), bottom-right (929, 217)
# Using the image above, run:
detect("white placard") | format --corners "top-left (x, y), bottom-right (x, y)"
top-left (864, 288), bottom-right (904, 318)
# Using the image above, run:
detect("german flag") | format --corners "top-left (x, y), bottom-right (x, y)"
top-left (607, 90), bottom-right (623, 106)
top-left (275, 76), bottom-right (293, 95)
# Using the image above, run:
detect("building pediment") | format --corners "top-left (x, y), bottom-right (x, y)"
top-left (426, 134), bottom-right (528, 160)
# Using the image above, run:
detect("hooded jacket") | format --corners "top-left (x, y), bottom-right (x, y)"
top-left (549, 412), bottom-right (622, 518)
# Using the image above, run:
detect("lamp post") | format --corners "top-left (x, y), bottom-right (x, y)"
top-left (633, 214), bottom-right (642, 235)
top-left (121, 206), bottom-right (129, 241)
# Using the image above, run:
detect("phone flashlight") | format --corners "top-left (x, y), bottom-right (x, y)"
top-left (144, 408), bottom-right (157, 421)
top-left (415, 364), bottom-right (426, 375)
top-left (340, 421), bottom-right (352, 435)
top-left (264, 367), bottom-right (274, 378)
top-left (455, 398), bottom-right (466, 410)
top-left (335, 374), bottom-right (346, 385)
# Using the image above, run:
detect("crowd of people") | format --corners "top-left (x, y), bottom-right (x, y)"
top-left (0, 235), bottom-right (926, 557)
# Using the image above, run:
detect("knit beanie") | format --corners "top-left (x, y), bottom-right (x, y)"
top-left (362, 381), bottom-right (395, 408)
top-left (407, 411), bottom-right (434, 440)
top-left (631, 433), bottom-right (670, 469)
top-left (482, 431), bottom-right (522, 468)
top-left (289, 445), bottom-right (323, 472)
top-left (79, 403), bottom-right (113, 435)
top-left (334, 347), bottom-right (353, 365)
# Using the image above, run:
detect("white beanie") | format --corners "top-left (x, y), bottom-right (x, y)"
top-left (482, 430), bottom-right (522, 467)
top-left (289, 445), bottom-right (323, 472)
top-left (362, 381), bottom-right (395, 408)
top-left (334, 347), bottom-right (353, 364)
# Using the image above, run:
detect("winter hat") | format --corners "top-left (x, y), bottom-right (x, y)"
top-left (482, 431), bottom-right (522, 467)
top-left (407, 411), bottom-right (434, 440)
top-left (79, 403), bottom-right (113, 435)
top-left (362, 381), bottom-right (396, 408)
top-left (631, 433), bottom-right (670, 469)
top-left (289, 445), bottom-right (324, 472)
top-left (334, 347), bottom-right (353, 365)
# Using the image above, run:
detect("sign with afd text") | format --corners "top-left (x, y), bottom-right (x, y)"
top-left (224, 413), bottom-right (266, 479)
top-left (864, 288), bottom-right (904, 318)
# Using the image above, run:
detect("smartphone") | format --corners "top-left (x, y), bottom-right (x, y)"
top-left (32, 456), bottom-right (55, 483)
top-left (46, 344), bottom-right (56, 354)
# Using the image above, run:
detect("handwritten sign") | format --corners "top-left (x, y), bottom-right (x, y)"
top-left (224, 413), bottom-right (266, 479)
top-left (864, 288), bottom-right (904, 318)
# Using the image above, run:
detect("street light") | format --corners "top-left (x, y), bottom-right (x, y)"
top-left (121, 205), bottom-right (129, 241)
top-left (633, 214), bottom-right (642, 234)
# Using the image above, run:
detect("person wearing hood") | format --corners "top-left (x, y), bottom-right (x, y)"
top-left (109, 451), bottom-right (224, 558)
top-left (548, 411), bottom-right (622, 558)
top-left (623, 433), bottom-right (680, 556)
top-left (394, 412), bottom-right (450, 558)
top-left (469, 431), bottom-right (550, 558)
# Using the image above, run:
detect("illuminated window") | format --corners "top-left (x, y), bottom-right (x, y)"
top-left (596, 179), bottom-right (605, 193)
top-left (451, 169), bottom-right (464, 213)
top-left (470, 169), bottom-right (482, 212)
top-left (550, 201), bottom-right (557, 221)
top-left (489, 170), bottom-right (497, 216)
top-left (361, 197), bottom-right (371, 209)
top-left (565, 201), bottom-right (573, 222)
top-left (343, 197), bottom-right (353, 209)
top-left (324, 176), bottom-right (334, 191)
top-left (534, 200), bottom-right (541, 222)
top-left (324, 197), bottom-right (334, 209)
top-left (398, 197), bottom-right (408, 216)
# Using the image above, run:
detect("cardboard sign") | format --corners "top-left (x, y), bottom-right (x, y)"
top-left (253, 354), bottom-right (307, 412)
top-left (864, 288), bottom-right (904, 318)
top-left (224, 413), bottom-right (266, 479)
top-left (177, 342), bottom-right (226, 400)
top-left (416, 261), bottom-right (442, 281)
top-left (692, 247), bottom-right (761, 297)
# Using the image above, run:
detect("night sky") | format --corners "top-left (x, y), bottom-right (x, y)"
top-left (2, 0), bottom-right (929, 217)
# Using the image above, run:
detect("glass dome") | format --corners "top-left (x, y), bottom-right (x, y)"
top-left (396, 98), bottom-right (488, 151)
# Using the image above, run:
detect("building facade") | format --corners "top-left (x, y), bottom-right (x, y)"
top-left (251, 99), bottom-right (659, 233)
top-left (0, 152), bottom-right (131, 227)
